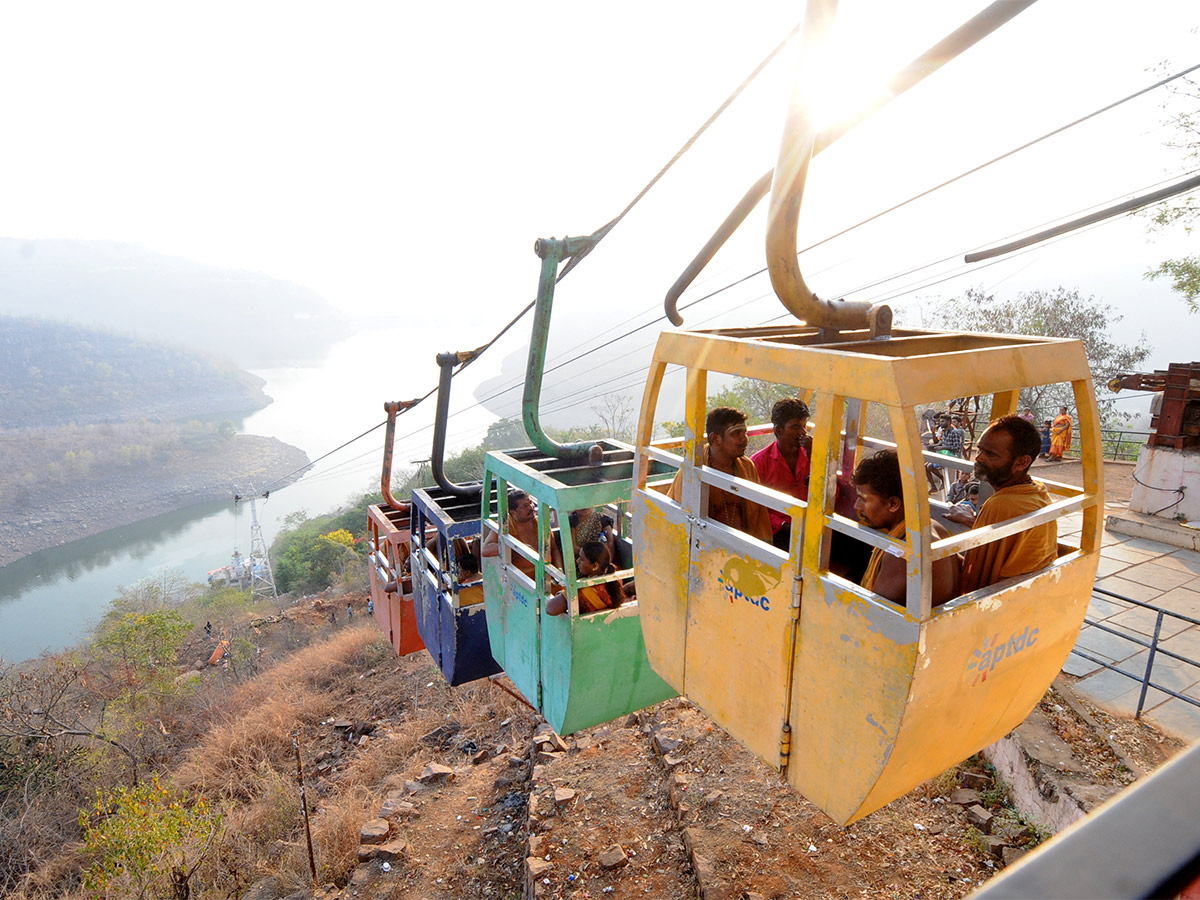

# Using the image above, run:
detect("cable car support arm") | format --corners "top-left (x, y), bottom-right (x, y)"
top-left (665, 0), bottom-right (1037, 328)
top-left (431, 349), bottom-right (485, 501)
top-left (523, 236), bottom-right (603, 464)
top-left (380, 398), bottom-right (421, 510)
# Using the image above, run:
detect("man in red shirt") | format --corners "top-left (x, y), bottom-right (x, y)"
top-left (751, 398), bottom-right (811, 550)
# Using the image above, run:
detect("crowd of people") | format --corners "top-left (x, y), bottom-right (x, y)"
top-left (461, 397), bottom-right (1074, 617)
top-left (673, 398), bottom-right (1066, 610)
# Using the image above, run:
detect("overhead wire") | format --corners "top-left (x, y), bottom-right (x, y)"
top-left (259, 56), bottom-right (1200, 494)
top-left (437, 60), bottom-right (1200, 421)
top-left (256, 17), bottom-right (804, 493)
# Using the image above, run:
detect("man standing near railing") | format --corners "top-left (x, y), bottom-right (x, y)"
top-left (946, 416), bottom-right (1057, 594)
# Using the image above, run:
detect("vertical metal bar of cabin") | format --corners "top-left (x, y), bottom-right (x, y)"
top-left (843, 398), bottom-right (866, 475)
top-left (636, 359), bottom-right (669, 486)
top-left (497, 478), bottom-right (510, 572)
top-left (802, 393), bottom-right (843, 579)
top-left (535, 499), bottom-right (549, 709)
top-left (1137, 611), bottom-right (1165, 718)
top-left (893, 405), bottom-right (933, 620)
top-left (682, 367), bottom-right (708, 519)
top-left (1073, 375), bottom-right (1105, 555)
top-left (989, 389), bottom-right (1019, 421)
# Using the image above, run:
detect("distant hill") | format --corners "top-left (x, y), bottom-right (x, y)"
top-left (0, 316), bottom-right (270, 428)
top-left (0, 238), bottom-right (353, 367)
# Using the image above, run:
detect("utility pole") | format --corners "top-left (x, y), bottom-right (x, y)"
top-left (234, 484), bottom-right (278, 602)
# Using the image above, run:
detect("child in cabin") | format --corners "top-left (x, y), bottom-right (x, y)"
top-left (457, 552), bottom-right (485, 605)
top-left (458, 552), bottom-right (482, 584)
top-left (545, 541), bottom-right (624, 616)
top-left (946, 470), bottom-right (972, 505)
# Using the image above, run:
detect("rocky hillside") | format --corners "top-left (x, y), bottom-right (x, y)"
top-left (0, 316), bottom-right (270, 429)
top-left (2, 587), bottom-right (1181, 900)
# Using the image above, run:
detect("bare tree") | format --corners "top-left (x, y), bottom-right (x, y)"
top-left (591, 393), bottom-right (636, 441)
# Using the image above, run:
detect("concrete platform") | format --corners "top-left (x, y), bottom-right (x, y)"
top-left (1106, 508), bottom-right (1200, 552)
top-left (1061, 510), bottom-right (1200, 741)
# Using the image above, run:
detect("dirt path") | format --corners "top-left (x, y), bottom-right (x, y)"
top-left (1029, 457), bottom-right (1135, 506)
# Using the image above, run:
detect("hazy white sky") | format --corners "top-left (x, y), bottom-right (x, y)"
top-left (1, 1), bottom-right (1197, 402)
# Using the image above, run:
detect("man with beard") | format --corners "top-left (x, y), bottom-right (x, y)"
top-left (482, 488), bottom-right (540, 578)
top-left (946, 415), bottom-right (1057, 594)
top-left (851, 449), bottom-right (960, 607)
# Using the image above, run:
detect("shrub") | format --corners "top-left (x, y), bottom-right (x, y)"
top-left (79, 775), bottom-right (221, 900)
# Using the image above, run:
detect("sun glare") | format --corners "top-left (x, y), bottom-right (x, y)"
top-left (797, 22), bottom-right (900, 133)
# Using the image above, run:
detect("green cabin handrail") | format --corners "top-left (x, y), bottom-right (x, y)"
top-left (523, 236), bottom-right (604, 464)
top-left (431, 349), bottom-right (483, 501)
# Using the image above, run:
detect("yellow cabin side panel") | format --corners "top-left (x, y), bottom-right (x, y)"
top-left (630, 490), bottom-right (690, 691)
top-left (685, 534), bottom-right (795, 770)
top-left (854, 555), bottom-right (1097, 821)
top-left (788, 575), bottom-right (919, 823)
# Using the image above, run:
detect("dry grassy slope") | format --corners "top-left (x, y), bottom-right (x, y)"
top-left (35, 591), bottom-right (1163, 900)
top-left (259, 657), bottom-right (994, 897)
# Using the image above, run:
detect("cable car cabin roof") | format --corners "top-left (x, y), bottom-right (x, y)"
top-left (413, 442), bottom-right (652, 525)
top-left (656, 326), bottom-right (1086, 406)
top-left (484, 439), bottom-right (672, 508)
top-left (368, 503), bottom-right (411, 534)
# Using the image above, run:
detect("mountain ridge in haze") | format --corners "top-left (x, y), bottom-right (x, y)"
top-left (0, 238), bottom-right (354, 368)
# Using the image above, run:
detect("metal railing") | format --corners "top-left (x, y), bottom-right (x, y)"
top-left (1061, 428), bottom-right (1150, 462)
top-left (1069, 586), bottom-right (1200, 717)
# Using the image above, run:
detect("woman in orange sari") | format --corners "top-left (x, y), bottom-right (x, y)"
top-left (1048, 406), bottom-right (1073, 461)
top-left (545, 542), bottom-right (624, 616)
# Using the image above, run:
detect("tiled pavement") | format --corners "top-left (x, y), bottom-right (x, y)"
top-left (1058, 511), bottom-right (1200, 741)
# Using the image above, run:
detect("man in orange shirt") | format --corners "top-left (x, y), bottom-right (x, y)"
top-left (851, 449), bottom-right (960, 607)
top-left (667, 407), bottom-right (773, 544)
top-left (947, 415), bottom-right (1058, 594)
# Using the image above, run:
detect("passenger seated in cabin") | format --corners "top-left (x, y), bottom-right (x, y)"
top-left (457, 552), bottom-right (485, 605)
top-left (569, 507), bottom-right (605, 546)
top-left (947, 470), bottom-right (972, 505)
top-left (599, 514), bottom-right (616, 548)
top-left (545, 541), bottom-right (625, 616)
top-left (458, 552), bottom-right (481, 584)
top-left (750, 397), bottom-right (811, 550)
top-left (946, 415), bottom-right (1058, 594)
top-left (852, 449), bottom-right (960, 607)
top-left (482, 489), bottom-right (540, 578)
top-left (667, 406), bottom-right (773, 544)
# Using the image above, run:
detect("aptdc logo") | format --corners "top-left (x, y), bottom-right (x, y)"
top-left (716, 559), bottom-right (779, 613)
top-left (966, 627), bottom-right (1039, 685)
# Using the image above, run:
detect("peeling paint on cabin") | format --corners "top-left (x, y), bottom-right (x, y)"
top-left (819, 579), bottom-right (918, 646)
top-left (593, 603), bottom-right (642, 623)
top-left (865, 713), bottom-right (889, 741)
